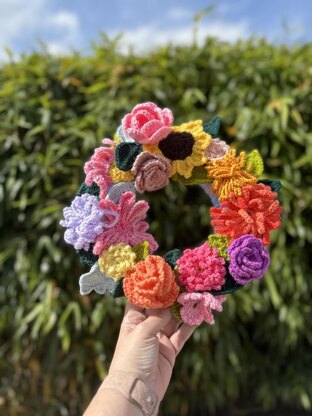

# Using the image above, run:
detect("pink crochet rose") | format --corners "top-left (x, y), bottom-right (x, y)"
top-left (93, 192), bottom-right (158, 255)
top-left (131, 151), bottom-right (172, 193)
top-left (205, 138), bottom-right (230, 161)
top-left (177, 292), bottom-right (226, 326)
top-left (84, 139), bottom-right (116, 199)
top-left (122, 102), bottom-right (174, 145)
top-left (177, 242), bottom-right (226, 292)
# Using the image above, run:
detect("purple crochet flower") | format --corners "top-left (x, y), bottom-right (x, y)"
top-left (60, 194), bottom-right (107, 251)
top-left (228, 234), bottom-right (270, 285)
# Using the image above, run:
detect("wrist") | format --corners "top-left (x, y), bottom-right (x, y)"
top-left (86, 388), bottom-right (144, 416)
top-left (99, 371), bottom-right (159, 416)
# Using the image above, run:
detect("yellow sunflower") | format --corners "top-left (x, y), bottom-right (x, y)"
top-left (143, 120), bottom-right (212, 179)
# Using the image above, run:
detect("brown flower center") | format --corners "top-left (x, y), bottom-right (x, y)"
top-left (158, 132), bottom-right (195, 160)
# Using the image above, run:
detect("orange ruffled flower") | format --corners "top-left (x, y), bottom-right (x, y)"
top-left (123, 255), bottom-right (179, 308)
top-left (210, 183), bottom-right (282, 246)
top-left (207, 149), bottom-right (257, 201)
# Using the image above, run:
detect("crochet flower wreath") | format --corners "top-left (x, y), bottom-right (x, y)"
top-left (60, 102), bottom-right (283, 327)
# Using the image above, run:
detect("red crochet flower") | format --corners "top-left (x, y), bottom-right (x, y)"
top-left (177, 242), bottom-right (226, 292)
top-left (210, 183), bottom-right (282, 246)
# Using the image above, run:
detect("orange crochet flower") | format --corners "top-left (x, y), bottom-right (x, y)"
top-left (206, 149), bottom-right (257, 201)
top-left (210, 183), bottom-right (282, 246)
top-left (123, 255), bottom-right (179, 308)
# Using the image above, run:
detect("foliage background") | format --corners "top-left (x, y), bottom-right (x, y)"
top-left (0, 36), bottom-right (312, 415)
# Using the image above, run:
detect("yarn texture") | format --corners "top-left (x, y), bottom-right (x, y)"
top-left (84, 139), bottom-right (116, 199)
top-left (205, 138), bottom-right (230, 161)
top-left (60, 194), bottom-right (105, 251)
top-left (207, 149), bottom-right (257, 201)
top-left (123, 255), bottom-right (179, 308)
top-left (177, 292), bottom-right (226, 326)
top-left (177, 243), bottom-right (226, 292)
top-left (122, 102), bottom-right (173, 145)
top-left (98, 243), bottom-right (137, 281)
top-left (210, 183), bottom-right (282, 246)
top-left (60, 101), bottom-right (283, 328)
top-left (228, 234), bottom-right (270, 284)
top-left (93, 192), bottom-right (158, 255)
top-left (131, 151), bottom-right (172, 193)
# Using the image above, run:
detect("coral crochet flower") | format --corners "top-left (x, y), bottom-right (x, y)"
top-left (98, 243), bottom-right (137, 281)
top-left (84, 139), bottom-right (116, 199)
top-left (206, 149), bottom-right (257, 201)
top-left (228, 234), bottom-right (270, 284)
top-left (177, 292), bottom-right (226, 326)
top-left (154, 120), bottom-right (211, 179)
top-left (122, 102), bottom-right (174, 145)
top-left (93, 192), bottom-right (158, 255)
top-left (177, 242), bottom-right (226, 292)
top-left (123, 255), bottom-right (179, 308)
top-left (60, 194), bottom-right (105, 251)
top-left (131, 151), bottom-right (172, 193)
top-left (210, 183), bottom-right (282, 246)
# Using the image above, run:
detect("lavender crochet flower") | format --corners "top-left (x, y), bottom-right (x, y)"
top-left (228, 234), bottom-right (270, 285)
top-left (60, 194), bottom-right (107, 251)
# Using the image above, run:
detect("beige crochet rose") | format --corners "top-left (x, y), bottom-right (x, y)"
top-left (131, 151), bottom-right (172, 193)
top-left (205, 138), bottom-right (230, 161)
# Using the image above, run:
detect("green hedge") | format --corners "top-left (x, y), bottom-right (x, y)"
top-left (1, 37), bottom-right (312, 415)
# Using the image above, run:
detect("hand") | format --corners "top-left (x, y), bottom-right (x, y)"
top-left (109, 302), bottom-right (195, 401)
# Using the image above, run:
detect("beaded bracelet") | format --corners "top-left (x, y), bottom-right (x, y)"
top-left (60, 102), bottom-right (283, 326)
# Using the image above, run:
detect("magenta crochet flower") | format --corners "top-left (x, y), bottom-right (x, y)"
top-left (122, 102), bottom-right (174, 145)
top-left (60, 194), bottom-right (105, 251)
top-left (205, 138), bottom-right (230, 160)
top-left (93, 192), bottom-right (158, 255)
top-left (228, 234), bottom-right (270, 284)
top-left (177, 292), bottom-right (226, 325)
top-left (84, 139), bottom-right (116, 199)
top-left (131, 151), bottom-right (172, 193)
top-left (177, 242), bottom-right (226, 292)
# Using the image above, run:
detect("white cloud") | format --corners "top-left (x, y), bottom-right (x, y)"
top-left (113, 20), bottom-right (249, 53)
top-left (0, 0), bottom-right (80, 60)
top-left (167, 6), bottom-right (192, 21)
top-left (50, 11), bottom-right (79, 33)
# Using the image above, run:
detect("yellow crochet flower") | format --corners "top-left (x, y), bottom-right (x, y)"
top-left (109, 163), bottom-right (134, 183)
top-left (98, 243), bottom-right (136, 281)
top-left (206, 149), bottom-right (257, 201)
top-left (143, 120), bottom-right (211, 179)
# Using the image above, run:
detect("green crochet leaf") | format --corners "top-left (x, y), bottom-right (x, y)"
top-left (115, 142), bottom-right (142, 171)
top-left (172, 166), bottom-right (212, 185)
top-left (76, 182), bottom-right (100, 198)
top-left (164, 248), bottom-right (182, 269)
top-left (77, 246), bottom-right (98, 267)
top-left (258, 179), bottom-right (282, 193)
top-left (110, 279), bottom-right (125, 298)
top-left (203, 116), bottom-right (221, 138)
top-left (171, 301), bottom-right (182, 321)
top-left (245, 149), bottom-right (264, 177)
top-left (133, 241), bottom-right (149, 262)
top-left (210, 271), bottom-right (242, 295)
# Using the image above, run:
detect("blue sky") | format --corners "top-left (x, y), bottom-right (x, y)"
top-left (0, 0), bottom-right (311, 60)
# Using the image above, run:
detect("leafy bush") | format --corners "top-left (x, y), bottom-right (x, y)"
top-left (1, 36), bottom-right (312, 415)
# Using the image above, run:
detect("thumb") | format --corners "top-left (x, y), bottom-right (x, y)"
top-left (138, 308), bottom-right (172, 338)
